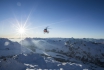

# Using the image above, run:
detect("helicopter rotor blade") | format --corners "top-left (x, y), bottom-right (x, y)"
top-left (47, 27), bottom-right (52, 29)
top-left (45, 26), bottom-right (49, 29)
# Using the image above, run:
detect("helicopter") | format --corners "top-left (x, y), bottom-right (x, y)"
top-left (44, 26), bottom-right (50, 34)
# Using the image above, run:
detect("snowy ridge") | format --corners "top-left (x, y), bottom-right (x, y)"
top-left (22, 38), bottom-right (104, 67)
top-left (0, 38), bottom-right (104, 70)
top-left (0, 38), bottom-right (31, 56)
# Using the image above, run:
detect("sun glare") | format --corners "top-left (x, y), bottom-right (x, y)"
top-left (18, 27), bottom-right (25, 34)
top-left (14, 23), bottom-right (28, 38)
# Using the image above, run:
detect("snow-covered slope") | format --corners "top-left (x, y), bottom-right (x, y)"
top-left (0, 53), bottom-right (91, 70)
top-left (0, 38), bottom-right (104, 70)
top-left (0, 38), bottom-right (31, 56)
top-left (0, 38), bottom-right (84, 70)
top-left (22, 38), bottom-right (104, 68)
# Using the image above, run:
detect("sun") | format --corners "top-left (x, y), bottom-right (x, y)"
top-left (17, 26), bottom-right (25, 34)
top-left (16, 24), bottom-right (26, 36)
top-left (14, 23), bottom-right (28, 38)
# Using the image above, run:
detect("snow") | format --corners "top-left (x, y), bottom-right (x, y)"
top-left (0, 38), bottom-right (32, 56)
top-left (0, 38), bottom-right (104, 70)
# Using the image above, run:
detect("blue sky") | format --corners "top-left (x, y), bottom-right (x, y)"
top-left (0, 0), bottom-right (104, 38)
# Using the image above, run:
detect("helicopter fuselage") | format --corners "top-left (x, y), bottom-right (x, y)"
top-left (44, 29), bottom-right (49, 33)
